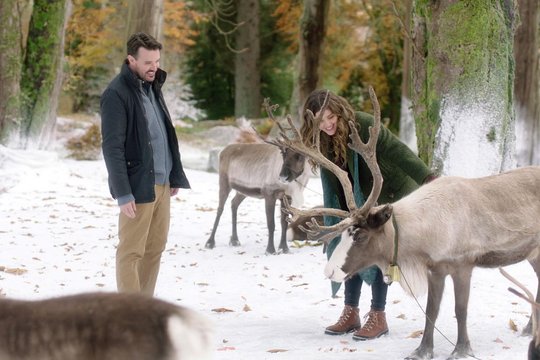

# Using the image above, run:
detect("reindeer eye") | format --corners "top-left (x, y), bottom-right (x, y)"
top-left (347, 225), bottom-right (360, 241)
top-left (348, 225), bottom-right (368, 243)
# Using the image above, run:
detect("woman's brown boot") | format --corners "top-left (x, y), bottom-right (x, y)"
top-left (352, 308), bottom-right (389, 340)
top-left (324, 305), bottom-right (361, 335)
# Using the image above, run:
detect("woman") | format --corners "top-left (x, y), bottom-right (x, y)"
top-left (301, 89), bottom-right (435, 341)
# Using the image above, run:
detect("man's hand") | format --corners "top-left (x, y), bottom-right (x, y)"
top-left (170, 188), bottom-right (179, 196)
top-left (120, 201), bottom-right (136, 218)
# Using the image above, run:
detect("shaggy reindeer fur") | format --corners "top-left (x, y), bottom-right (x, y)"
top-left (325, 166), bottom-right (540, 359)
top-left (0, 292), bottom-right (214, 360)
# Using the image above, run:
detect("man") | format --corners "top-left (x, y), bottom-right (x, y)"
top-left (100, 32), bottom-right (190, 296)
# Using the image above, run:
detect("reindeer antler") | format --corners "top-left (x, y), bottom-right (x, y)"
top-left (499, 267), bottom-right (540, 347)
top-left (349, 86), bottom-right (383, 214)
top-left (276, 86), bottom-right (384, 244)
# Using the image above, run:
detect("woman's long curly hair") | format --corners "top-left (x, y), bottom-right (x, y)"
top-left (300, 90), bottom-right (356, 171)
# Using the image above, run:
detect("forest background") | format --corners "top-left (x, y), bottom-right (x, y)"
top-left (0, 0), bottom-right (539, 176)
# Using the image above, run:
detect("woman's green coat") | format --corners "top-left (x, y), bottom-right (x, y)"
top-left (320, 111), bottom-right (432, 296)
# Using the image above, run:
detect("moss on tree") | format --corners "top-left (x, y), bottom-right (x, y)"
top-left (21, 0), bottom-right (67, 142)
top-left (412, 0), bottom-right (516, 169)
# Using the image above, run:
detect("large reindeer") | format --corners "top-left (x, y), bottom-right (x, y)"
top-left (205, 101), bottom-right (310, 254)
top-left (276, 86), bottom-right (540, 359)
top-left (0, 292), bottom-right (214, 360)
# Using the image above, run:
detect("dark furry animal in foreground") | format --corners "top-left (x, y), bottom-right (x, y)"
top-left (0, 292), bottom-right (214, 360)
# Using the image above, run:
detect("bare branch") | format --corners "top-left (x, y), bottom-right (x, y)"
top-left (205, 0), bottom-right (248, 53)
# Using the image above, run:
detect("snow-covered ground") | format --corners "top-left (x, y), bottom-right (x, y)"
top-left (0, 141), bottom-right (536, 359)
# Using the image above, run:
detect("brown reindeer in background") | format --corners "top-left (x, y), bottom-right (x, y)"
top-left (275, 86), bottom-right (540, 359)
top-left (0, 292), bottom-right (214, 360)
top-left (205, 102), bottom-right (311, 254)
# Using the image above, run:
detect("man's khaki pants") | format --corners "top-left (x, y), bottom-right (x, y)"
top-left (116, 184), bottom-right (170, 296)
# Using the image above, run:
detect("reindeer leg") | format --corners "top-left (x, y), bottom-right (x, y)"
top-left (406, 268), bottom-right (447, 360)
top-left (264, 195), bottom-right (277, 254)
top-left (448, 265), bottom-right (474, 359)
top-left (205, 180), bottom-right (231, 249)
top-left (278, 196), bottom-right (290, 254)
top-left (230, 192), bottom-right (246, 247)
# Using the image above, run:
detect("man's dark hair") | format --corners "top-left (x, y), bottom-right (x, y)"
top-left (126, 32), bottom-right (162, 58)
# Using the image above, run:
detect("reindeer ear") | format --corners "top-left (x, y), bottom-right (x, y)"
top-left (367, 204), bottom-right (393, 228)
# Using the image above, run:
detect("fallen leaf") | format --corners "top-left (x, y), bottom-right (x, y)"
top-left (408, 330), bottom-right (423, 338)
top-left (217, 346), bottom-right (236, 351)
top-left (494, 337), bottom-right (503, 343)
top-left (397, 313), bottom-right (406, 320)
top-left (3, 267), bottom-right (27, 275)
top-left (212, 307), bottom-right (234, 313)
top-left (267, 349), bottom-right (288, 353)
top-left (243, 304), bottom-right (251, 312)
top-left (509, 319), bottom-right (518, 332)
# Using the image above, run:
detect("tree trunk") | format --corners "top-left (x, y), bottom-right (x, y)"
top-left (21, 0), bottom-right (71, 149)
top-left (234, 0), bottom-right (261, 119)
top-left (0, 0), bottom-right (24, 143)
top-left (398, 0), bottom-right (417, 153)
top-left (411, 0), bottom-right (517, 177)
top-left (514, 0), bottom-right (539, 166)
top-left (291, 0), bottom-right (329, 121)
top-left (126, 0), bottom-right (164, 41)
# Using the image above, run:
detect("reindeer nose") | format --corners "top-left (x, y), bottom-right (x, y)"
top-left (279, 173), bottom-right (291, 183)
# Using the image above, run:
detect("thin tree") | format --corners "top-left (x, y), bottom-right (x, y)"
top-left (234, 0), bottom-right (261, 118)
top-left (0, 0), bottom-right (24, 143)
top-left (411, 0), bottom-right (517, 177)
top-left (514, 0), bottom-right (539, 166)
top-left (397, 0), bottom-right (417, 153)
top-left (291, 0), bottom-right (329, 120)
top-left (21, 0), bottom-right (72, 149)
top-left (126, 0), bottom-right (164, 41)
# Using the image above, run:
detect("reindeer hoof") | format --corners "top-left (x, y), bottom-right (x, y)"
top-left (449, 343), bottom-right (473, 359)
top-left (204, 241), bottom-right (215, 249)
top-left (405, 347), bottom-right (434, 360)
top-left (229, 238), bottom-right (241, 247)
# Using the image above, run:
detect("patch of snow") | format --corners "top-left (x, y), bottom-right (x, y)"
top-left (433, 94), bottom-right (516, 177)
top-left (0, 143), bottom-right (534, 360)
